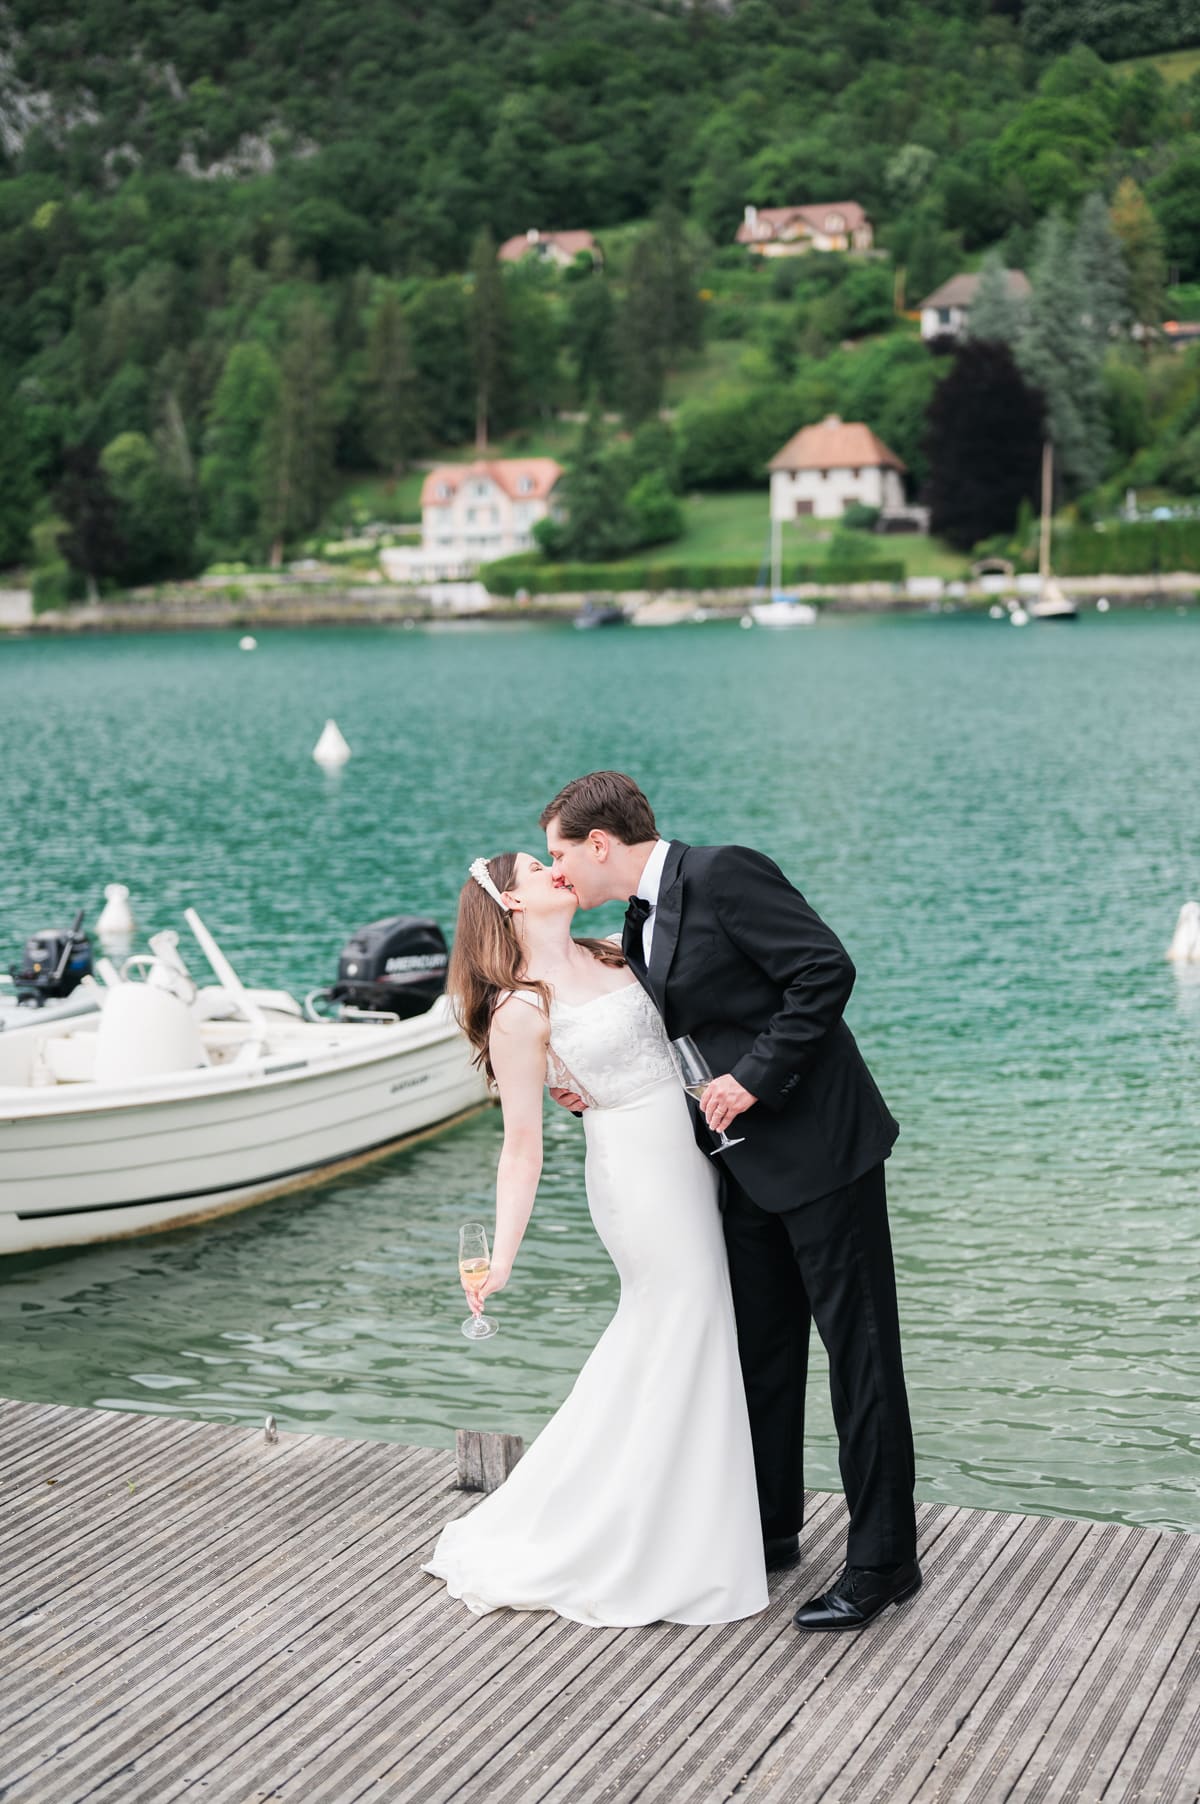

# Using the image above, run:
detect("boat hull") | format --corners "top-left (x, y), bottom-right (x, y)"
top-left (0, 1016), bottom-right (491, 1254)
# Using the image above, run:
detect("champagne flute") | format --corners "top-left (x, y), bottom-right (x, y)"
top-left (668, 1035), bottom-right (746, 1155)
top-left (458, 1221), bottom-right (499, 1340)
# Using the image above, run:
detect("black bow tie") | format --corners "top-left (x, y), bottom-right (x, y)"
top-left (625, 894), bottom-right (653, 929)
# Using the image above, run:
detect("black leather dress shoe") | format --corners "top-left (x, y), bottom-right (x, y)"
top-left (792, 1560), bottom-right (922, 1630)
top-left (764, 1534), bottom-right (801, 1571)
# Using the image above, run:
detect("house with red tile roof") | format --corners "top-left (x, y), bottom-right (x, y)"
top-left (497, 228), bottom-right (601, 268)
top-left (768, 416), bottom-right (905, 520)
top-left (736, 202), bottom-right (873, 256)
top-left (419, 458), bottom-right (563, 564)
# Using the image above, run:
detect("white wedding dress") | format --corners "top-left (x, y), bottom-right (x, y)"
top-left (424, 981), bottom-right (768, 1627)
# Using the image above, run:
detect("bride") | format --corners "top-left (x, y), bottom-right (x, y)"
top-left (422, 851), bottom-right (768, 1628)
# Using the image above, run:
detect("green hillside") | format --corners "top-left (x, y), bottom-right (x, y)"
top-left (3, 0), bottom-right (1200, 596)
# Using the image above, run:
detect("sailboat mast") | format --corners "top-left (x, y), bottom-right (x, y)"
top-left (771, 512), bottom-right (781, 594)
top-left (1039, 440), bottom-right (1053, 583)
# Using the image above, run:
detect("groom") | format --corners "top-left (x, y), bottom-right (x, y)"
top-left (541, 771), bottom-right (919, 1631)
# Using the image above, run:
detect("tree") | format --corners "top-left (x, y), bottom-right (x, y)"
top-left (925, 339), bottom-right (1046, 550)
top-left (627, 472), bottom-right (683, 548)
top-left (1016, 212), bottom-right (1107, 495)
top-left (1111, 179), bottom-right (1167, 328)
top-left (553, 413), bottom-right (633, 560)
top-left (363, 290), bottom-right (424, 481)
top-left (1149, 155), bottom-right (1200, 282)
top-left (0, 384), bottom-right (37, 566)
top-left (1074, 191), bottom-right (1129, 345)
top-left (468, 228), bottom-right (508, 450)
top-left (99, 430), bottom-right (197, 582)
top-left (259, 300), bottom-right (339, 565)
top-left (54, 444), bottom-right (126, 600)
top-left (966, 250), bottom-right (1026, 345)
top-left (201, 342), bottom-right (282, 559)
top-left (564, 273), bottom-right (616, 403)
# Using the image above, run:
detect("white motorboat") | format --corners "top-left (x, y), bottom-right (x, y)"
top-left (0, 909), bottom-right (490, 1254)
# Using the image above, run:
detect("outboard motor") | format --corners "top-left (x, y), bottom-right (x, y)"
top-left (10, 910), bottom-right (92, 1004)
top-left (327, 916), bottom-right (448, 1019)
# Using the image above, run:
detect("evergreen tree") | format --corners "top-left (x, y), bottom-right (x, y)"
top-left (926, 340), bottom-right (1046, 551)
top-left (259, 300), bottom-right (339, 566)
top-left (363, 290), bottom-right (424, 481)
top-left (1074, 190), bottom-right (1129, 345)
top-left (1016, 212), bottom-right (1107, 494)
top-left (966, 250), bottom-right (1026, 345)
top-left (617, 233), bottom-right (668, 425)
top-left (55, 445), bottom-right (127, 600)
top-left (201, 342), bottom-right (282, 558)
top-left (1110, 178), bottom-right (1167, 329)
top-left (99, 430), bottom-right (197, 583)
top-left (554, 413), bottom-right (633, 560)
top-left (564, 274), bottom-right (616, 403)
top-left (469, 228), bottom-right (508, 450)
top-left (0, 384), bottom-right (37, 567)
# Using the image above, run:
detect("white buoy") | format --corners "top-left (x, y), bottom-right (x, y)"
top-left (1010, 607), bottom-right (1029, 627)
top-left (739, 615), bottom-right (754, 630)
top-left (96, 882), bottom-right (135, 940)
top-left (1166, 901), bottom-right (1200, 963)
top-left (239, 635), bottom-right (258, 651)
top-left (313, 718), bottom-right (351, 768)
top-left (989, 604), bottom-right (1005, 620)
top-left (1095, 597), bottom-right (1110, 613)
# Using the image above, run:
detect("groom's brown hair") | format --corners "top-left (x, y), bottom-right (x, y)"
top-left (540, 771), bottom-right (658, 844)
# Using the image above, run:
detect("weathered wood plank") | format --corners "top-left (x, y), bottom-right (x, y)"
top-left (0, 1400), bottom-right (1198, 1804)
top-left (455, 1428), bottom-right (524, 1492)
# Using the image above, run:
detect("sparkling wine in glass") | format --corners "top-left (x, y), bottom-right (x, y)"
top-left (668, 1035), bottom-right (745, 1155)
top-left (459, 1221), bottom-right (499, 1340)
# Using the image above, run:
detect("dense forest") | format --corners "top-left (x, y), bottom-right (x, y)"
top-left (3, 0), bottom-right (1200, 593)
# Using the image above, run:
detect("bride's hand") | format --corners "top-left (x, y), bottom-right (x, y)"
top-left (549, 1085), bottom-right (587, 1112)
top-left (471, 1263), bottom-right (511, 1312)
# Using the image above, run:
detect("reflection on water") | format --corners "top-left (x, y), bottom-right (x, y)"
top-left (0, 615), bottom-right (1198, 1533)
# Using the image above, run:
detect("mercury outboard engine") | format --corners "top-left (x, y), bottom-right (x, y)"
top-left (10, 909), bottom-right (93, 1004)
top-left (327, 916), bottom-right (448, 1019)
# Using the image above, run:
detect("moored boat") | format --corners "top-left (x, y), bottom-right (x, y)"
top-left (0, 910), bottom-right (490, 1254)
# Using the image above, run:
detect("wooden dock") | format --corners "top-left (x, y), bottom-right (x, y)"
top-left (0, 1398), bottom-right (1196, 1803)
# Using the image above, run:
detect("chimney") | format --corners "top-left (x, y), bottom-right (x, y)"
top-left (744, 204), bottom-right (757, 228)
top-left (526, 227), bottom-right (539, 243)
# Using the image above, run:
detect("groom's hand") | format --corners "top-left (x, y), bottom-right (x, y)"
top-left (549, 1085), bottom-right (587, 1113)
top-left (702, 1074), bottom-right (757, 1133)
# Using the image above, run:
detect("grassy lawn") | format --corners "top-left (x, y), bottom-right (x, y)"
top-left (1113, 46), bottom-right (1200, 83)
top-left (638, 490), bottom-right (967, 578)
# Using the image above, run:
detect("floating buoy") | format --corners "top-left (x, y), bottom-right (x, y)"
top-left (739, 615), bottom-right (754, 630)
top-left (989, 604), bottom-right (1005, 620)
top-left (96, 882), bottom-right (135, 941)
top-left (239, 635), bottom-right (258, 651)
top-left (313, 719), bottom-right (351, 768)
top-left (1095, 597), bottom-right (1110, 613)
top-left (1166, 901), bottom-right (1200, 963)
top-left (1010, 607), bottom-right (1029, 627)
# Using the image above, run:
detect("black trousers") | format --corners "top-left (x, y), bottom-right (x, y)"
top-left (722, 1161), bottom-right (917, 1568)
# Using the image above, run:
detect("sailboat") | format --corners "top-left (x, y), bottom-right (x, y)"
top-left (1028, 441), bottom-right (1079, 622)
top-left (747, 513), bottom-right (818, 628)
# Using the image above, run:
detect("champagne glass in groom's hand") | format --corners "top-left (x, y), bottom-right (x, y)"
top-left (668, 1036), bottom-right (746, 1155)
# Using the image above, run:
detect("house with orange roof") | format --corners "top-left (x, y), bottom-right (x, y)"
top-left (768, 416), bottom-right (905, 520)
top-left (418, 458), bottom-right (563, 565)
top-left (736, 203), bottom-right (873, 256)
top-left (498, 228), bottom-right (601, 269)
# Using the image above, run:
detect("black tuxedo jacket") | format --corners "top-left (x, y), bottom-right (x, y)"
top-left (623, 840), bottom-right (898, 1211)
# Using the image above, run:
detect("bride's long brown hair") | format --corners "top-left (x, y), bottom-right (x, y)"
top-left (448, 851), bottom-right (625, 1081)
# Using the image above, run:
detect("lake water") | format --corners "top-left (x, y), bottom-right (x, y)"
top-left (1, 614), bottom-right (1197, 1533)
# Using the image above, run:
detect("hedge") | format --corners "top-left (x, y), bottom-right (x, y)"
top-left (481, 556), bottom-right (905, 596)
top-left (1048, 520), bottom-right (1200, 576)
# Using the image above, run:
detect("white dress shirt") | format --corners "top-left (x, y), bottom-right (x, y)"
top-left (634, 838), bottom-right (671, 966)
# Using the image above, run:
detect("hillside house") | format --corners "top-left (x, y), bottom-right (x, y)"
top-left (420, 458), bottom-right (563, 565)
top-left (768, 416), bottom-right (906, 521)
top-left (497, 228), bottom-right (601, 268)
top-left (735, 202), bottom-right (873, 256)
top-left (918, 270), bottom-right (1030, 341)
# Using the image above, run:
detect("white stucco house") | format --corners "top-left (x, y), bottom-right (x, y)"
top-left (497, 228), bottom-right (601, 268)
top-left (918, 269), bottom-right (1030, 341)
top-left (418, 458), bottom-right (563, 565)
top-left (735, 202), bottom-right (874, 256)
top-left (768, 416), bottom-right (906, 521)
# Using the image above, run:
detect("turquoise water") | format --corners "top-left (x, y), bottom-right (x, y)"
top-left (0, 615), bottom-right (1197, 1532)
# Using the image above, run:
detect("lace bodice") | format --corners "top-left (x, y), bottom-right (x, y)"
top-left (496, 981), bottom-right (675, 1110)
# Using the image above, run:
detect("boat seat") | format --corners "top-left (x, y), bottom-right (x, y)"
top-left (41, 1033), bottom-right (97, 1084)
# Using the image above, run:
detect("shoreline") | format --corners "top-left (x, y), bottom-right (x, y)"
top-left (2, 571), bottom-right (1197, 635)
